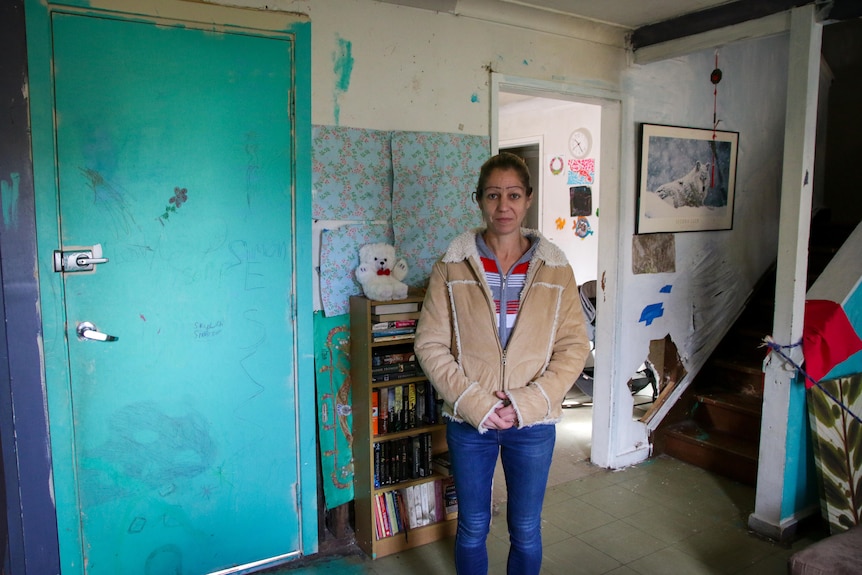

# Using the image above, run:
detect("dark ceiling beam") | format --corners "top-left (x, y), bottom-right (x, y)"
top-left (631, 0), bottom-right (811, 51)
top-left (826, 0), bottom-right (862, 20)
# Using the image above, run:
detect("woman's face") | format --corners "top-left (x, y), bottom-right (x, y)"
top-left (478, 167), bottom-right (532, 237)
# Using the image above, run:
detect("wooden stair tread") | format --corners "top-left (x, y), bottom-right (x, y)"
top-left (713, 346), bottom-right (768, 366)
top-left (665, 420), bottom-right (759, 462)
top-left (696, 391), bottom-right (763, 417)
top-left (709, 357), bottom-right (764, 375)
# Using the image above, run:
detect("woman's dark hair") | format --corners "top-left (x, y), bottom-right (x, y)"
top-left (474, 152), bottom-right (533, 202)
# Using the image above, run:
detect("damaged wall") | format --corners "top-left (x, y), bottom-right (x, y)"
top-left (619, 33), bottom-right (790, 434)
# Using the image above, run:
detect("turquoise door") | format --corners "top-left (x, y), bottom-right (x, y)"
top-left (27, 4), bottom-right (315, 574)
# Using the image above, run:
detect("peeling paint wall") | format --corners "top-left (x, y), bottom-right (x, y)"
top-left (621, 34), bottom-right (790, 428)
top-left (221, 0), bottom-right (626, 133)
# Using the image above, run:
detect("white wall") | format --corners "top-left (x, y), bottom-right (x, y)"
top-left (219, 0), bottom-right (627, 133)
top-left (499, 98), bottom-right (601, 285)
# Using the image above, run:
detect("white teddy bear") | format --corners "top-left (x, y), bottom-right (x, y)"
top-left (355, 243), bottom-right (409, 301)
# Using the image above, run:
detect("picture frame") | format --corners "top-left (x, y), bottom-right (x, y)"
top-left (636, 123), bottom-right (739, 234)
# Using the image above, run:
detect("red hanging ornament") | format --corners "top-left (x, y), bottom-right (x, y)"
top-left (710, 51), bottom-right (721, 188)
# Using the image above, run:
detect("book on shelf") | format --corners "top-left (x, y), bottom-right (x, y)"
top-left (372, 361), bottom-right (420, 375)
top-left (407, 383), bottom-right (417, 428)
top-left (371, 301), bottom-right (420, 315)
top-left (443, 476), bottom-right (458, 516)
top-left (393, 490), bottom-right (408, 539)
top-left (371, 333), bottom-right (415, 343)
top-left (434, 479), bottom-right (445, 523)
top-left (427, 384), bottom-right (442, 425)
top-left (379, 389), bottom-right (390, 434)
top-left (372, 350), bottom-right (416, 366)
top-left (371, 319), bottom-right (417, 331)
top-left (398, 438), bottom-right (409, 483)
top-left (416, 382), bottom-right (427, 425)
top-left (411, 436), bottom-right (421, 479)
top-left (372, 390), bottom-right (379, 435)
top-left (373, 494), bottom-right (384, 539)
top-left (371, 311), bottom-right (421, 323)
top-left (375, 493), bottom-right (391, 538)
top-left (395, 489), bottom-right (410, 541)
top-left (371, 326), bottom-right (416, 338)
top-left (424, 434), bottom-right (433, 477)
top-left (431, 450), bottom-right (451, 477)
top-left (372, 370), bottom-right (421, 383)
top-left (387, 387), bottom-right (397, 432)
top-left (385, 491), bottom-right (400, 536)
top-left (420, 482), bottom-right (433, 527)
top-left (403, 485), bottom-right (421, 529)
top-left (393, 386), bottom-right (403, 432)
top-left (374, 443), bottom-right (382, 488)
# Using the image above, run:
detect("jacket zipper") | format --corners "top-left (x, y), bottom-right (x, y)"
top-left (501, 348), bottom-right (507, 394)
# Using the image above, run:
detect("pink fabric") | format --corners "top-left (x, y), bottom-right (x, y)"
top-left (803, 299), bottom-right (862, 387)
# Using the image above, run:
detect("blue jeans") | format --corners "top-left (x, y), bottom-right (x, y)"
top-left (447, 420), bottom-right (556, 575)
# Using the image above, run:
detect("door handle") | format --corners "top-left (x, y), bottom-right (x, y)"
top-left (75, 255), bottom-right (109, 267)
top-left (53, 244), bottom-right (109, 273)
top-left (76, 322), bottom-right (119, 342)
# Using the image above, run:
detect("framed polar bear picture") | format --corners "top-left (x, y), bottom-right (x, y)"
top-left (636, 123), bottom-right (739, 234)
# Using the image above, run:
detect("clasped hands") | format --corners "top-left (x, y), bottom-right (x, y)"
top-left (484, 390), bottom-right (518, 430)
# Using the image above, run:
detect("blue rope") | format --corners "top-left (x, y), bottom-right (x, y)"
top-left (763, 337), bottom-right (862, 425)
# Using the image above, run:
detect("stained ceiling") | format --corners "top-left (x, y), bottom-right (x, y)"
top-left (376, 0), bottom-right (744, 29)
top-left (377, 1), bottom-right (861, 50)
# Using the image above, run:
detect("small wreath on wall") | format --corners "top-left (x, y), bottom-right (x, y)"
top-left (549, 156), bottom-right (564, 175)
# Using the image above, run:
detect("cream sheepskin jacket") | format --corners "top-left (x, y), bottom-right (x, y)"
top-left (414, 229), bottom-right (590, 433)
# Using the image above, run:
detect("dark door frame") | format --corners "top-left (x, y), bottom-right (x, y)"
top-left (0, 2), bottom-right (62, 574)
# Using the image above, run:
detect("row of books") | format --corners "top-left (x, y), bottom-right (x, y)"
top-left (372, 326), bottom-right (416, 342)
top-left (371, 360), bottom-right (423, 383)
top-left (374, 432), bottom-right (434, 487)
top-left (372, 318), bottom-right (416, 332)
top-left (372, 381), bottom-right (442, 435)
top-left (373, 477), bottom-right (457, 540)
top-left (372, 348), bottom-right (416, 368)
top-left (371, 303), bottom-right (420, 342)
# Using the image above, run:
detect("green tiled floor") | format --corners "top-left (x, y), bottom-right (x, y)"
top-left (266, 406), bottom-right (827, 575)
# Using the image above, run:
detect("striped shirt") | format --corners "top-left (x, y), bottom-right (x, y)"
top-left (476, 234), bottom-right (538, 348)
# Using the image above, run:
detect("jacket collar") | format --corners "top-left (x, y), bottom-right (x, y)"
top-left (442, 228), bottom-right (569, 268)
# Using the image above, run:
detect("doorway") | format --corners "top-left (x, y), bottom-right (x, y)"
top-left (498, 92), bottom-right (602, 451)
top-left (492, 73), bottom-right (625, 470)
top-left (500, 141), bottom-right (541, 230)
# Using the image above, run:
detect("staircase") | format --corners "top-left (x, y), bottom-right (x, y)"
top-left (653, 217), bottom-right (854, 486)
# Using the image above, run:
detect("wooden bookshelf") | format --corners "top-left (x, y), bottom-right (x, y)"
top-left (350, 294), bottom-right (457, 559)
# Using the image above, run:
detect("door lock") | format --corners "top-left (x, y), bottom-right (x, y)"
top-left (53, 244), bottom-right (109, 273)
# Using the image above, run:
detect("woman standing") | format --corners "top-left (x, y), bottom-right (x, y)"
top-left (414, 152), bottom-right (590, 575)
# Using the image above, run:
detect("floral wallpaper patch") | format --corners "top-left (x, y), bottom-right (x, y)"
top-left (320, 223), bottom-right (393, 316)
top-left (391, 132), bottom-right (488, 285)
top-left (312, 125), bottom-right (392, 221)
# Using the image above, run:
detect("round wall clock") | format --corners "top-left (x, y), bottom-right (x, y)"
top-left (569, 128), bottom-right (592, 158)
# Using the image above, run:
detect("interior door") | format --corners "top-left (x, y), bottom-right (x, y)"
top-left (39, 8), bottom-right (311, 574)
